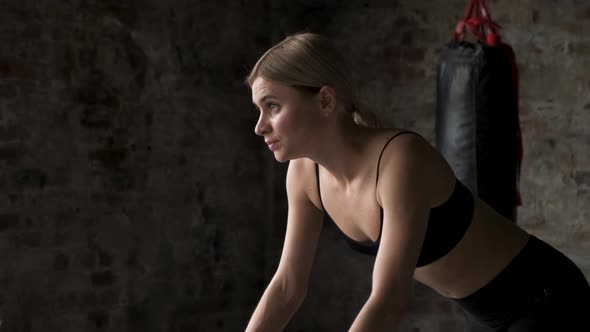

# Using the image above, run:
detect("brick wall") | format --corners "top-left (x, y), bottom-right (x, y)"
top-left (0, 1), bottom-right (271, 331)
top-left (0, 0), bottom-right (588, 331)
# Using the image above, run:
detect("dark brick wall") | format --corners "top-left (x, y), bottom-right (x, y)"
top-left (0, 1), bottom-right (271, 331)
top-left (0, 1), bottom-right (588, 331)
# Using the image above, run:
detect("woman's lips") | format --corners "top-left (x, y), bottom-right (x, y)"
top-left (266, 140), bottom-right (279, 151)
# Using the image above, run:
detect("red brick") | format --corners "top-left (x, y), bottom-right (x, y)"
top-left (413, 28), bottom-right (440, 43)
top-left (402, 47), bottom-right (427, 62)
top-left (401, 31), bottom-right (414, 45)
top-left (0, 126), bottom-right (20, 141)
top-left (12, 167), bottom-right (47, 189)
top-left (570, 41), bottom-right (590, 55)
top-left (579, 5), bottom-right (590, 19)
top-left (575, 171), bottom-right (590, 190)
top-left (55, 290), bottom-right (84, 312)
top-left (98, 250), bottom-right (114, 267)
top-left (91, 270), bottom-right (117, 286)
top-left (88, 147), bottom-right (128, 164)
top-left (0, 61), bottom-right (37, 81)
top-left (379, 46), bottom-right (402, 59)
top-left (87, 310), bottom-right (109, 328)
top-left (0, 213), bottom-right (19, 230)
top-left (53, 231), bottom-right (66, 246)
top-left (74, 249), bottom-right (98, 269)
top-left (89, 192), bottom-right (125, 206)
top-left (80, 106), bottom-right (113, 128)
top-left (7, 231), bottom-right (42, 247)
top-left (573, 230), bottom-right (590, 244)
top-left (54, 253), bottom-right (70, 270)
top-left (86, 289), bottom-right (119, 307)
top-left (22, 23), bottom-right (43, 39)
top-left (0, 143), bottom-right (25, 159)
top-left (55, 289), bottom-right (118, 312)
top-left (402, 67), bottom-right (426, 80)
top-left (390, 64), bottom-right (402, 80)
top-left (393, 17), bottom-right (414, 29)
top-left (0, 83), bottom-right (18, 97)
top-left (532, 9), bottom-right (540, 23)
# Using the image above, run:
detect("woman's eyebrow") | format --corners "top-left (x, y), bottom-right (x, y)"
top-left (252, 94), bottom-right (278, 106)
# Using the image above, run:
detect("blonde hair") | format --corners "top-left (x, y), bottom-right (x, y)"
top-left (245, 32), bottom-right (380, 128)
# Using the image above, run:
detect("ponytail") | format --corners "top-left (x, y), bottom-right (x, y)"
top-left (351, 101), bottom-right (380, 128)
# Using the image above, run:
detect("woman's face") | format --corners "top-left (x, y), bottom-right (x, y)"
top-left (251, 77), bottom-right (323, 162)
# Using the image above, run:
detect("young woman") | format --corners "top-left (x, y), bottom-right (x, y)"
top-left (243, 32), bottom-right (590, 332)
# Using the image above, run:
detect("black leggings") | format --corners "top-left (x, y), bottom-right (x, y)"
top-left (452, 235), bottom-right (590, 331)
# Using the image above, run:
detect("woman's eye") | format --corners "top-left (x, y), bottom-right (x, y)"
top-left (268, 103), bottom-right (280, 111)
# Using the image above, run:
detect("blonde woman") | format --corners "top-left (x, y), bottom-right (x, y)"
top-left (244, 32), bottom-right (590, 332)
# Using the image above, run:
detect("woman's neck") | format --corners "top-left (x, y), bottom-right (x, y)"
top-left (308, 116), bottom-right (377, 189)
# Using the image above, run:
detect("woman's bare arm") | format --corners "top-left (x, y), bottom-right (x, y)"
top-left (349, 134), bottom-right (435, 332)
top-left (246, 158), bottom-right (324, 332)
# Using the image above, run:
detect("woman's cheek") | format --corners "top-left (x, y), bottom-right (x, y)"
top-left (274, 112), bottom-right (291, 133)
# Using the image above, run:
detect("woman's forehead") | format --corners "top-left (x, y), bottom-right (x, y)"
top-left (252, 78), bottom-right (292, 104)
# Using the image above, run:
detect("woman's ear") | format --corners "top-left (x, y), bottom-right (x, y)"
top-left (318, 85), bottom-right (337, 117)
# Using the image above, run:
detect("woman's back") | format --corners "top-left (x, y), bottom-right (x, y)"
top-left (307, 127), bottom-right (530, 298)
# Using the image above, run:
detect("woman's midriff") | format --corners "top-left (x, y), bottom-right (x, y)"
top-left (413, 197), bottom-right (531, 299)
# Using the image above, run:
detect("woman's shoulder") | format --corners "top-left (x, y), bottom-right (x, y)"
top-left (373, 128), bottom-right (448, 171)
top-left (372, 128), bottom-right (456, 206)
top-left (288, 157), bottom-right (316, 173)
top-left (286, 158), bottom-right (319, 190)
top-left (375, 127), bottom-right (424, 139)
top-left (287, 158), bottom-right (324, 211)
top-left (371, 128), bottom-right (430, 156)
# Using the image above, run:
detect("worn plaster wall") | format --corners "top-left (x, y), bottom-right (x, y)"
top-left (0, 1), bottom-right (271, 331)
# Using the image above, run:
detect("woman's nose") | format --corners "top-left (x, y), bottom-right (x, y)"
top-left (254, 114), bottom-right (271, 136)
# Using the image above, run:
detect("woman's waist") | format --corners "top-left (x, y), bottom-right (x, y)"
top-left (414, 201), bottom-right (530, 298)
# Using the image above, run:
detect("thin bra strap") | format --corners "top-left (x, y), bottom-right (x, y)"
top-left (375, 131), bottom-right (421, 186)
top-left (315, 163), bottom-right (325, 210)
top-left (316, 131), bottom-right (420, 209)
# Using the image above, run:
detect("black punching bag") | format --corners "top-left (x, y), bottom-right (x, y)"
top-left (436, 0), bottom-right (522, 222)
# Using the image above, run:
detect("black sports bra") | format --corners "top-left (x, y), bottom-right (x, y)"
top-left (315, 131), bottom-right (474, 267)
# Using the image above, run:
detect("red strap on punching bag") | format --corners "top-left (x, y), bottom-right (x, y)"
top-left (454, 0), bottom-right (501, 46)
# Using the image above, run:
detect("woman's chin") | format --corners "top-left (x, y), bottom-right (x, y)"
top-left (272, 150), bottom-right (292, 163)
top-left (273, 153), bottom-right (290, 163)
